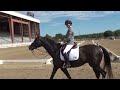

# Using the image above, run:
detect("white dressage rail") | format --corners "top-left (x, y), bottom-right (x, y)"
top-left (92, 40), bottom-right (119, 57)
top-left (0, 59), bottom-right (50, 65)
top-left (0, 42), bottom-right (32, 48)
top-left (92, 40), bottom-right (120, 62)
top-left (79, 41), bottom-right (85, 45)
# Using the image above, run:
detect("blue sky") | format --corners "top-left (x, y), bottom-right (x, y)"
top-left (17, 11), bottom-right (120, 37)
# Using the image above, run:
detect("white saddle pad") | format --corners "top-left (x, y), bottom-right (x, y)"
top-left (60, 46), bottom-right (79, 61)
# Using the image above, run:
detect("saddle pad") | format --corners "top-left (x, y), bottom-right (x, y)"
top-left (60, 46), bottom-right (79, 61)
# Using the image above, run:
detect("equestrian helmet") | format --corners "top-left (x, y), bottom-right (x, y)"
top-left (65, 20), bottom-right (72, 25)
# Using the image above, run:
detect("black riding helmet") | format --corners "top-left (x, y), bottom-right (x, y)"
top-left (65, 20), bottom-right (72, 25)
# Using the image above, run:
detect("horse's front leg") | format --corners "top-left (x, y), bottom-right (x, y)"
top-left (60, 68), bottom-right (72, 79)
top-left (50, 66), bottom-right (59, 79)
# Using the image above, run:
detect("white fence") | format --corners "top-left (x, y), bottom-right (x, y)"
top-left (0, 42), bottom-right (32, 48)
top-left (0, 59), bottom-right (50, 64)
top-left (92, 40), bottom-right (120, 62)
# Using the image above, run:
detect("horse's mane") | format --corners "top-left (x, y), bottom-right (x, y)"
top-left (43, 36), bottom-right (59, 52)
top-left (44, 36), bottom-right (57, 44)
top-left (44, 36), bottom-right (57, 45)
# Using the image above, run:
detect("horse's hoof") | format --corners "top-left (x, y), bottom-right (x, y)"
top-left (103, 71), bottom-right (107, 78)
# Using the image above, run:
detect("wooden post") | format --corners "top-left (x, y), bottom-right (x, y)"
top-left (20, 18), bottom-right (23, 42)
top-left (9, 16), bottom-right (14, 43)
top-left (38, 23), bottom-right (40, 36)
top-left (28, 21), bottom-right (31, 42)
top-left (34, 22), bottom-right (36, 38)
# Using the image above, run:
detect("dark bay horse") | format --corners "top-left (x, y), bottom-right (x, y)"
top-left (29, 35), bottom-right (113, 79)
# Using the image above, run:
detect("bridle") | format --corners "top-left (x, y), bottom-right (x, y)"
top-left (31, 48), bottom-right (49, 59)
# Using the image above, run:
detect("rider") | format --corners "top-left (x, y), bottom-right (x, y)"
top-left (63, 19), bottom-right (75, 68)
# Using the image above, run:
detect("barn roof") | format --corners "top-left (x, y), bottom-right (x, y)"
top-left (0, 11), bottom-right (40, 23)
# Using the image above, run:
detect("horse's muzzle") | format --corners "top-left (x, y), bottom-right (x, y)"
top-left (29, 45), bottom-right (34, 51)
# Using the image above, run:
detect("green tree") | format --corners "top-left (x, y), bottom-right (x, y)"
top-left (45, 34), bottom-right (52, 38)
top-left (103, 30), bottom-right (113, 37)
top-left (113, 30), bottom-right (120, 36)
top-left (55, 33), bottom-right (64, 40)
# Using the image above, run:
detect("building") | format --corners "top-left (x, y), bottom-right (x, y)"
top-left (0, 11), bottom-right (40, 43)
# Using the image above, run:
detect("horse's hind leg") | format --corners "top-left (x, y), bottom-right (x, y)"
top-left (98, 66), bottom-right (106, 78)
top-left (94, 66), bottom-right (106, 79)
top-left (89, 63), bottom-right (106, 79)
top-left (60, 68), bottom-right (71, 79)
top-left (93, 68), bottom-right (100, 79)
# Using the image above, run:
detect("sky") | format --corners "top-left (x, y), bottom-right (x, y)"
top-left (17, 11), bottom-right (120, 37)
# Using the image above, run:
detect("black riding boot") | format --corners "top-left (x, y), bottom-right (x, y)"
top-left (63, 52), bottom-right (71, 68)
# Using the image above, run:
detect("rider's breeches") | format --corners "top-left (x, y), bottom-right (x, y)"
top-left (63, 45), bottom-right (73, 54)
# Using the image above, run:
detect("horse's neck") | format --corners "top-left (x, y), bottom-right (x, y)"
top-left (41, 38), bottom-right (55, 59)
top-left (45, 37), bottom-right (57, 48)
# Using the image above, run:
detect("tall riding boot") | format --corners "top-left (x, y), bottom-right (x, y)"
top-left (63, 52), bottom-right (71, 68)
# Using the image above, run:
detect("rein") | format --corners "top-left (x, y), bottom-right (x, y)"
top-left (31, 48), bottom-right (49, 59)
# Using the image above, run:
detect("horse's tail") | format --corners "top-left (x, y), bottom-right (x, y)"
top-left (99, 45), bottom-right (113, 79)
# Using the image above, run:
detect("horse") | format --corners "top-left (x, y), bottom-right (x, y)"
top-left (29, 34), bottom-right (113, 79)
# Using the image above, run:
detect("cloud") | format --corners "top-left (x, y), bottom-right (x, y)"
top-left (17, 11), bottom-right (120, 23)
top-left (48, 22), bottom-right (63, 26)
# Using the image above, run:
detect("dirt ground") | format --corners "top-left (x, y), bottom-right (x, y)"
top-left (0, 39), bottom-right (120, 79)
top-left (0, 62), bottom-right (119, 79)
top-left (0, 46), bottom-right (51, 60)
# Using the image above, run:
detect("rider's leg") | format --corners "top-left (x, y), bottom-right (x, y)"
top-left (63, 45), bottom-right (73, 68)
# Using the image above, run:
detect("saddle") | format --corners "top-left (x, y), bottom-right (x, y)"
top-left (59, 42), bottom-right (80, 61)
top-left (61, 42), bottom-right (77, 55)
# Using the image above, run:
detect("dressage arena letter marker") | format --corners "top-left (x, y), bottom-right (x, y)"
top-left (0, 60), bottom-right (3, 64)
top-left (46, 58), bottom-right (53, 64)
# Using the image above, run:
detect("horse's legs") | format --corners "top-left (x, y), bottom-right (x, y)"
top-left (93, 68), bottom-right (100, 79)
top-left (89, 63), bottom-right (106, 79)
top-left (93, 66), bottom-right (106, 79)
top-left (98, 66), bottom-right (106, 78)
top-left (60, 68), bottom-right (71, 79)
top-left (50, 66), bottom-right (59, 79)
top-left (102, 64), bottom-right (106, 79)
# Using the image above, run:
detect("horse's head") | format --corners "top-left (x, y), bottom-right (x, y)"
top-left (29, 34), bottom-right (42, 51)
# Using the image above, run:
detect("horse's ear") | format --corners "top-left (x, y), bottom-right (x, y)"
top-left (35, 33), bottom-right (40, 38)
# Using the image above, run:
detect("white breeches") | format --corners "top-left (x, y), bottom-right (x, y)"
top-left (63, 45), bottom-right (73, 54)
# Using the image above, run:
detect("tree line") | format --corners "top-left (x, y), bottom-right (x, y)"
top-left (45, 29), bottom-right (120, 40)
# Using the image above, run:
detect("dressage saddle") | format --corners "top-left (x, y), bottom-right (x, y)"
top-left (60, 42), bottom-right (77, 56)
